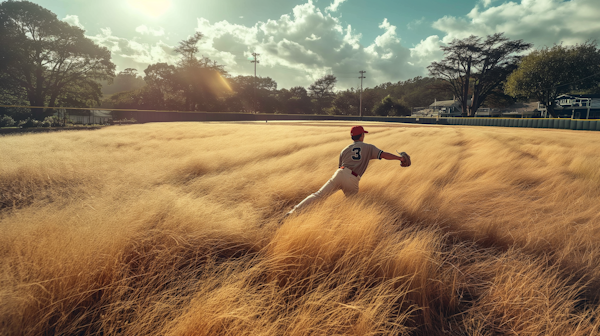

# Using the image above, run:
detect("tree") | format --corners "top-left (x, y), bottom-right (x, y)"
top-left (357, 89), bottom-right (379, 116)
top-left (355, 77), bottom-right (452, 113)
top-left (308, 75), bottom-right (337, 114)
top-left (428, 33), bottom-right (531, 116)
top-left (172, 32), bottom-right (229, 111)
top-left (102, 68), bottom-right (145, 96)
top-left (329, 89), bottom-right (359, 115)
top-left (0, 1), bottom-right (115, 119)
top-left (174, 32), bottom-right (204, 65)
top-left (225, 76), bottom-right (278, 113)
top-left (372, 95), bottom-right (410, 116)
top-left (481, 87), bottom-right (516, 109)
top-left (282, 86), bottom-right (312, 114)
top-left (143, 63), bottom-right (179, 109)
top-left (505, 42), bottom-right (600, 117)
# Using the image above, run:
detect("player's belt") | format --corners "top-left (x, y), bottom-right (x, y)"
top-left (340, 166), bottom-right (359, 177)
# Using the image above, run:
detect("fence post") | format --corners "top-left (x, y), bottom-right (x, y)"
top-left (571, 119), bottom-right (578, 130)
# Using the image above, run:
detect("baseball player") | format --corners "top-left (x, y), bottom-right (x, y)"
top-left (286, 125), bottom-right (410, 216)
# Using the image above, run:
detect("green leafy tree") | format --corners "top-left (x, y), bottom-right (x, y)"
top-left (372, 95), bottom-right (410, 116)
top-left (428, 33), bottom-right (531, 116)
top-left (505, 42), bottom-right (600, 117)
top-left (308, 75), bottom-right (337, 114)
top-left (281, 86), bottom-right (312, 114)
top-left (173, 32), bottom-right (229, 111)
top-left (357, 89), bottom-right (380, 116)
top-left (356, 77), bottom-right (451, 114)
top-left (0, 84), bottom-right (29, 121)
top-left (143, 63), bottom-right (180, 110)
top-left (481, 87), bottom-right (516, 109)
top-left (102, 68), bottom-right (145, 96)
top-left (329, 89), bottom-right (359, 115)
top-left (0, 0), bottom-right (115, 119)
top-left (225, 75), bottom-right (278, 113)
top-left (109, 33), bottom-right (230, 112)
top-left (174, 32), bottom-right (204, 65)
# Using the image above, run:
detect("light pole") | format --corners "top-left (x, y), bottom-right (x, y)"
top-left (359, 71), bottom-right (366, 117)
top-left (251, 53), bottom-right (260, 113)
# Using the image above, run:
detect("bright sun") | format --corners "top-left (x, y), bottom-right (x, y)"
top-left (127, 0), bottom-right (172, 18)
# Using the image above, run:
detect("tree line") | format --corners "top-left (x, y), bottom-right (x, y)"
top-left (1, 0), bottom-right (600, 125)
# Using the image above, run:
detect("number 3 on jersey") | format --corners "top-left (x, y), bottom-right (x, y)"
top-left (352, 147), bottom-right (361, 160)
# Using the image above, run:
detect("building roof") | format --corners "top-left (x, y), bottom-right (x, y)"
top-left (557, 93), bottom-right (600, 99)
top-left (499, 102), bottom-right (539, 112)
top-left (429, 100), bottom-right (458, 107)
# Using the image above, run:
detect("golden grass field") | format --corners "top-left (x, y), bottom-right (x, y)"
top-left (2, 121), bottom-right (600, 335)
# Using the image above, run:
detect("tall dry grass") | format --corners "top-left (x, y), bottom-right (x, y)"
top-left (2, 121), bottom-right (600, 335)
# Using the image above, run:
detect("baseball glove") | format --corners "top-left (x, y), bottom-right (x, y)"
top-left (397, 151), bottom-right (411, 167)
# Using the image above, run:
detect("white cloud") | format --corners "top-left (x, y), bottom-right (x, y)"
top-left (135, 25), bottom-right (165, 36)
top-left (409, 35), bottom-right (444, 68)
top-left (192, 1), bottom-right (423, 89)
top-left (306, 34), bottom-right (321, 41)
top-left (394, 0), bottom-right (600, 79)
top-left (432, 0), bottom-right (600, 47)
top-left (480, 0), bottom-right (498, 8)
top-left (88, 27), bottom-right (177, 72)
top-left (62, 15), bottom-right (84, 30)
top-left (407, 17), bottom-right (426, 30)
top-left (71, 0), bottom-right (600, 90)
top-left (326, 0), bottom-right (348, 12)
top-left (373, 19), bottom-right (399, 48)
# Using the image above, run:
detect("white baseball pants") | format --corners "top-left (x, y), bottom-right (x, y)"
top-left (288, 167), bottom-right (360, 214)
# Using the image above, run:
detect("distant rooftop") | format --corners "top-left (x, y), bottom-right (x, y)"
top-left (557, 93), bottom-right (600, 99)
top-left (429, 100), bottom-right (457, 107)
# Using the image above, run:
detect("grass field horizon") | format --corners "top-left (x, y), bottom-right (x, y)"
top-left (2, 121), bottom-right (600, 335)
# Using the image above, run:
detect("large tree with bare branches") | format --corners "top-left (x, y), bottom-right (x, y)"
top-left (428, 33), bottom-right (531, 116)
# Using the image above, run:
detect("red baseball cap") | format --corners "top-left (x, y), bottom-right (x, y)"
top-left (350, 126), bottom-right (369, 136)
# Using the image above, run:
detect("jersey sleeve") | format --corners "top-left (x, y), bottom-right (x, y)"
top-left (369, 144), bottom-right (383, 160)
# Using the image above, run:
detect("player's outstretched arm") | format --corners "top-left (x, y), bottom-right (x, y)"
top-left (380, 152), bottom-right (402, 161)
top-left (381, 151), bottom-right (411, 167)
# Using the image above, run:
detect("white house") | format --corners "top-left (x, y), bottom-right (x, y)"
top-left (549, 94), bottom-right (600, 119)
top-left (428, 99), bottom-right (463, 117)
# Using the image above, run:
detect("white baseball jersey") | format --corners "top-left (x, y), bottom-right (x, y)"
top-left (287, 141), bottom-right (383, 215)
top-left (338, 141), bottom-right (383, 177)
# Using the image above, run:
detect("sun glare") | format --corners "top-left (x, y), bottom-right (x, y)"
top-left (127, 0), bottom-right (171, 18)
top-left (219, 74), bottom-right (233, 92)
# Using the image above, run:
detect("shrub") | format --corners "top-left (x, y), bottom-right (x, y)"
top-left (0, 115), bottom-right (16, 127)
top-left (18, 118), bottom-right (42, 128)
top-left (373, 95), bottom-right (411, 116)
top-left (42, 116), bottom-right (61, 127)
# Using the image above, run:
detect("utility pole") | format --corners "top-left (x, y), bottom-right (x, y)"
top-left (359, 71), bottom-right (366, 117)
top-left (251, 52), bottom-right (260, 113)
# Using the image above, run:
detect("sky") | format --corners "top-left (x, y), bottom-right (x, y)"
top-left (27, 0), bottom-right (600, 90)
